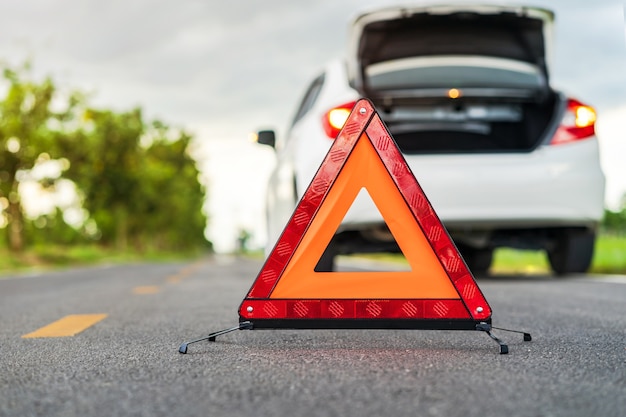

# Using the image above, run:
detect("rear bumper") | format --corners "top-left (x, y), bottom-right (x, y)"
top-left (338, 139), bottom-right (605, 230)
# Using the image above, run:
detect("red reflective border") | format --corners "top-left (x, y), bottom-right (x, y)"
top-left (364, 114), bottom-right (491, 321)
top-left (239, 299), bottom-right (471, 320)
top-left (245, 102), bottom-right (375, 299)
top-left (241, 99), bottom-right (492, 322)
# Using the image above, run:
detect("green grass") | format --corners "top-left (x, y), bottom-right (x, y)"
top-left (590, 234), bottom-right (626, 274)
top-left (343, 233), bottom-right (626, 275)
top-left (493, 234), bottom-right (626, 275)
top-left (490, 248), bottom-right (549, 275)
top-left (0, 244), bottom-right (207, 277)
top-left (2, 234), bottom-right (625, 277)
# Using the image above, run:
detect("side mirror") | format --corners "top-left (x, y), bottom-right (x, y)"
top-left (256, 130), bottom-right (276, 148)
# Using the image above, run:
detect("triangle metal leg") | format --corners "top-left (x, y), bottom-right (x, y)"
top-left (492, 326), bottom-right (532, 342)
top-left (476, 322), bottom-right (532, 354)
top-left (485, 329), bottom-right (509, 354)
top-left (178, 321), bottom-right (253, 354)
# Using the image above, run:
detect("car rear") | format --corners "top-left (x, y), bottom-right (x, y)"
top-left (324, 5), bottom-right (605, 274)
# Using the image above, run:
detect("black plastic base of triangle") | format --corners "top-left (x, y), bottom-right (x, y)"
top-left (244, 317), bottom-right (486, 331)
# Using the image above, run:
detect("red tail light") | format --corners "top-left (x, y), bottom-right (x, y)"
top-left (550, 99), bottom-right (596, 145)
top-left (322, 101), bottom-right (357, 139)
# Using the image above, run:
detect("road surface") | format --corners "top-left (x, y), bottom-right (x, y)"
top-left (1, 256), bottom-right (624, 417)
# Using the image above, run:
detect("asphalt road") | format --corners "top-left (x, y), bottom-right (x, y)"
top-left (1, 256), bottom-right (624, 417)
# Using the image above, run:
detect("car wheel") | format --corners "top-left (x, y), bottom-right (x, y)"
top-left (458, 245), bottom-right (493, 276)
top-left (315, 241), bottom-right (337, 272)
top-left (547, 230), bottom-right (596, 276)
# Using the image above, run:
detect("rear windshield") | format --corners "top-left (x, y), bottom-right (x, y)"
top-left (366, 56), bottom-right (544, 90)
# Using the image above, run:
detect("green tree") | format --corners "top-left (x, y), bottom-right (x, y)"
top-left (134, 125), bottom-right (208, 250)
top-left (25, 208), bottom-right (84, 246)
top-left (1, 62), bottom-right (209, 253)
top-left (60, 108), bottom-right (144, 249)
top-left (60, 109), bottom-right (208, 251)
top-left (0, 62), bottom-right (82, 251)
top-left (602, 196), bottom-right (626, 235)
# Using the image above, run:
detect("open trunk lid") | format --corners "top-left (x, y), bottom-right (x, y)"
top-left (347, 4), bottom-right (554, 100)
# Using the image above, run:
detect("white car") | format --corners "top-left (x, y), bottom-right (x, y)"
top-left (257, 4), bottom-right (605, 275)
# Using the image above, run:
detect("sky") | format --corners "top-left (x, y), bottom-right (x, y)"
top-left (1, 0), bottom-right (625, 252)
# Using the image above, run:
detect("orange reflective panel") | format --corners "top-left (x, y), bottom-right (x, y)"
top-left (239, 99), bottom-right (492, 323)
top-left (269, 134), bottom-right (458, 299)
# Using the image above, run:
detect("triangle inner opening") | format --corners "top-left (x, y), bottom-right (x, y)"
top-left (314, 187), bottom-right (410, 272)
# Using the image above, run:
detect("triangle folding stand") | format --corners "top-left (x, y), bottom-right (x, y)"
top-left (179, 99), bottom-right (531, 354)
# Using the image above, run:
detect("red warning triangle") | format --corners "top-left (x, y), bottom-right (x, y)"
top-left (240, 99), bottom-right (491, 329)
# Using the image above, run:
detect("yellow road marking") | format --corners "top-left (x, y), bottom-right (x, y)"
top-left (22, 314), bottom-right (108, 338)
top-left (167, 274), bottom-right (183, 284)
top-left (132, 285), bottom-right (161, 295)
top-left (167, 259), bottom-right (206, 285)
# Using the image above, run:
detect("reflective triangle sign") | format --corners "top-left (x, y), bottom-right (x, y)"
top-left (239, 99), bottom-right (492, 329)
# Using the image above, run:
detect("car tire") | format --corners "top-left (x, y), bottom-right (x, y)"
top-left (458, 245), bottom-right (493, 276)
top-left (315, 241), bottom-right (337, 272)
top-left (547, 230), bottom-right (596, 276)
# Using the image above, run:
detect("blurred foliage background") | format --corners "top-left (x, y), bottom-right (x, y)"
top-left (0, 62), bottom-right (210, 264)
top-left (1, 61), bottom-right (625, 274)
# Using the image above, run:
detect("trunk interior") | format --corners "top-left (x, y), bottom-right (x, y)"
top-left (354, 7), bottom-right (557, 154)
top-left (373, 93), bottom-right (559, 154)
